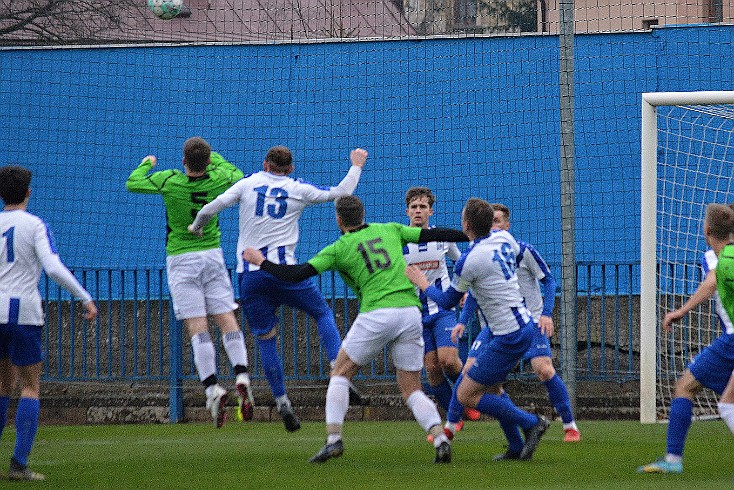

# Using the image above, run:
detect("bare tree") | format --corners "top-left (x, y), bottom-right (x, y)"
top-left (0, 0), bottom-right (138, 45)
top-left (479, 0), bottom-right (536, 33)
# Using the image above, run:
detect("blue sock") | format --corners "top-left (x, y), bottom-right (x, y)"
top-left (499, 392), bottom-right (524, 454)
top-left (431, 379), bottom-right (454, 412)
top-left (0, 396), bottom-right (9, 440)
top-left (667, 397), bottom-right (693, 457)
top-left (476, 392), bottom-right (538, 430)
top-left (446, 373), bottom-right (465, 424)
top-left (544, 374), bottom-right (574, 424)
top-left (257, 337), bottom-right (287, 398)
top-left (13, 398), bottom-right (40, 467)
top-left (315, 312), bottom-right (341, 363)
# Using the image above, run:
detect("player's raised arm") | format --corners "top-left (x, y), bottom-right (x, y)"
top-left (126, 155), bottom-right (164, 194)
top-left (302, 148), bottom-right (367, 203)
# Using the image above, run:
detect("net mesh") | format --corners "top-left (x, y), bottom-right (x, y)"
top-left (656, 103), bottom-right (734, 419)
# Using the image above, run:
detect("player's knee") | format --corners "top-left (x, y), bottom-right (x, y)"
top-left (532, 358), bottom-right (556, 381)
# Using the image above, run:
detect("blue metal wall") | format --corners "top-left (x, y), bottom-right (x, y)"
top-left (1, 26), bottom-right (733, 297)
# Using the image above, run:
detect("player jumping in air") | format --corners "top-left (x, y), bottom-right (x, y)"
top-left (190, 146), bottom-right (366, 432)
top-left (127, 137), bottom-right (253, 428)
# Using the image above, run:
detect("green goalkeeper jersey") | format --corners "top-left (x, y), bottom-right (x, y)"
top-left (716, 243), bottom-right (734, 324)
top-left (307, 222), bottom-right (422, 313)
top-left (126, 152), bottom-right (243, 256)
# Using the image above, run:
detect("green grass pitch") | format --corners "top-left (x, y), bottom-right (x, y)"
top-left (0, 419), bottom-right (731, 488)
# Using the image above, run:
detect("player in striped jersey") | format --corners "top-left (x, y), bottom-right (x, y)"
top-left (401, 187), bottom-right (479, 423)
top-left (639, 203), bottom-right (734, 474)
top-left (405, 198), bottom-right (550, 461)
top-left (242, 194), bottom-right (469, 464)
top-left (190, 146), bottom-right (366, 432)
top-left (0, 165), bottom-right (98, 481)
top-left (127, 137), bottom-right (253, 428)
top-left (451, 204), bottom-right (580, 445)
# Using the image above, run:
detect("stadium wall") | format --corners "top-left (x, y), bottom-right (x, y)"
top-left (1, 25), bottom-right (733, 298)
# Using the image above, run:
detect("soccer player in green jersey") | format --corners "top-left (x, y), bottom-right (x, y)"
top-left (243, 194), bottom-right (468, 464)
top-left (713, 205), bottom-right (734, 436)
top-left (126, 136), bottom-right (254, 428)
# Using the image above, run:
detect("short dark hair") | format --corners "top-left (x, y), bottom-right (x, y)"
top-left (265, 146), bottom-right (292, 169)
top-left (405, 187), bottom-right (435, 208)
top-left (0, 165), bottom-right (32, 205)
top-left (183, 137), bottom-right (211, 172)
top-left (335, 195), bottom-right (365, 228)
top-left (490, 203), bottom-right (510, 220)
top-left (463, 198), bottom-right (494, 237)
top-left (706, 203), bottom-right (734, 240)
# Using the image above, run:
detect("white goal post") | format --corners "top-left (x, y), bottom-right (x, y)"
top-left (640, 90), bottom-right (734, 424)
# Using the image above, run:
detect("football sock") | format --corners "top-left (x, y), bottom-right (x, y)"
top-left (191, 332), bottom-right (217, 382)
top-left (222, 330), bottom-right (248, 368)
top-left (406, 390), bottom-right (442, 433)
top-left (314, 311), bottom-right (341, 362)
top-left (13, 397), bottom-right (39, 467)
top-left (0, 396), bottom-right (9, 439)
top-left (258, 336), bottom-right (287, 398)
top-left (325, 376), bottom-right (350, 426)
top-left (666, 397), bottom-right (693, 457)
top-left (445, 373), bottom-right (465, 424)
top-left (544, 374), bottom-right (574, 424)
top-left (499, 392), bottom-right (524, 454)
top-left (476, 392), bottom-right (538, 430)
top-left (718, 402), bottom-right (734, 435)
top-left (430, 379), bottom-right (453, 412)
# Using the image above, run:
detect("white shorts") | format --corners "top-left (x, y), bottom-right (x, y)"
top-left (166, 248), bottom-right (238, 320)
top-left (342, 306), bottom-right (424, 372)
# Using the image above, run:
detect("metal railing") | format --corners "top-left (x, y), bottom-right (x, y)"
top-left (41, 262), bottom-right (642, 420)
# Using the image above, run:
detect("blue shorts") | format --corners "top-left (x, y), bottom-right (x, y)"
top-left (688, 334), bottom-right (734, 395)
top-left (522, 327), bottom-right (553, 362)
top-left (423, 310), bottom-right (458, 354)
top-left (466, 324), bottom-right (534, 386)
top-left (0, 323), bottom-right (44, 366)
top-left (468, 325), bottom-right (551, 362)
top-left (239, 270), bottom-right (334, 337)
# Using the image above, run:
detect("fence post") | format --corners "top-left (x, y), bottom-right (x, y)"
top-left (169, 301), bottom-right (183, 423)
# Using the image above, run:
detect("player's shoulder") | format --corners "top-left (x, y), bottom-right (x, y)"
top-left (704, 248), bottom-right (718, 270)
top-left (294, 177), bottom-right (329, 191)
top-left (1, 209), bottom-right (43, 227)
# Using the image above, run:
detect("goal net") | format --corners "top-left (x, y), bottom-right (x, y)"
top-left (640, 91), bottom-right (734, 423)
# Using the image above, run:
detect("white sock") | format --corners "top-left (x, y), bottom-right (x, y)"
top-left (563, 421), bottom-right (578, 431)
top-left (205, 384), bottom-right (221, 398)
top-left (444, 421), bottom-right (459, 434)
top-left (325, 376), bottom-right (350, 426)
top-left (275, 395), bottom-right (290, 410)
top-left (665, 454), bottom-right (682, 464)
top-left (191, 332), bottom-right (216, 382)
top-left (718, 402), bottom-right (734, 435)
top-left (222, 330), bottom-right (248, 368)
top-left (405, 390), bottom-right (441, 433)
